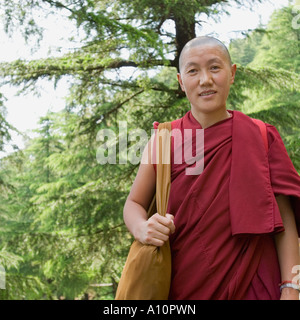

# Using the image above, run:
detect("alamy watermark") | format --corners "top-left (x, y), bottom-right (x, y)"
top-left (292, 265), bottom-right (300, 285)
top-left (96, 121), bottom-right (204, 176)
top-left (0, 265), bottom-right (5, 290)
top-left (292, 5), bottom-right (300, 29)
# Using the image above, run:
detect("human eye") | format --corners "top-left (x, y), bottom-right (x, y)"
top-left (187, 68), bottom-right (197, 75)
top-left (210, 65), bottom-right (220, 71)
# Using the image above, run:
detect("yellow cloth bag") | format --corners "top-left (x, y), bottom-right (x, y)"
top-left (115, 122), bottom-right (172, 300)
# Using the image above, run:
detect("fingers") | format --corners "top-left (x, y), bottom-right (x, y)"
top-left (165, 214), bottom-right (175, 234)
top-left (142, 213), bottom-right (175, 246)
top-left (155, 213), bottom-right (175, 235)
top-left (151, 213), bottom-right (175, 231)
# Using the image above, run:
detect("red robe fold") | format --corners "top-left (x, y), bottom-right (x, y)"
top-left (153, 110), bottom-right (300, 300)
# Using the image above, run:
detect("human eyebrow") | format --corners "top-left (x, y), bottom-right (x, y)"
top-left (207, 58), bottom-right (223, 65)
top-left (184, 62), bottom-right (198, 71)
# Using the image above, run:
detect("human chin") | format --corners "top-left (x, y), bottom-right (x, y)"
top-left (194, 99), bottom-right (225, 113)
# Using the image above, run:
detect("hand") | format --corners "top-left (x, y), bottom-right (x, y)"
top-left (135, 213), bottom-right (175, 247)
top-left (280, 288), bottom-right (300, 300)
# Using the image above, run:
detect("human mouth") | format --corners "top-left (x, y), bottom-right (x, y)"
top-left (199, 90), bottom-right (217, 97)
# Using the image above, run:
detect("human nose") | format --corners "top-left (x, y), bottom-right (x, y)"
top-left (199, 71), bottom-right (213, 86)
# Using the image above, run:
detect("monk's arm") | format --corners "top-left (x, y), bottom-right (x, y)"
top-left (123, 138), bottom-right (175, 246)
top-left (274, 194), bottom-right (300, 300)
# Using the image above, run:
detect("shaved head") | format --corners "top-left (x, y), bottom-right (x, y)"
top-left (179, 36), bottom-right (232, 73)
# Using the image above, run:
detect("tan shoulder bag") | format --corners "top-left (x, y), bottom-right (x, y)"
top-left (115, 122), bottom-right (172, 300)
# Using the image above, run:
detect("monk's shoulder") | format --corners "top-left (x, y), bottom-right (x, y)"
top-left (265, 123), bottom-right (284, 147)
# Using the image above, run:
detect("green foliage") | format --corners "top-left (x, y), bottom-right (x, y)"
top-left (229, 28), bottom-right (265, 66)
top-left (0, 93), bottom-right (13, 152)
top-left (250, 6), bottom-right (300, 73)
top-left (229, 4), bottom-right (300, 171)
top-left (0, 0), bottom-right (299, 300)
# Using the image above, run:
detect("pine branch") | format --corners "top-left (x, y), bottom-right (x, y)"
top-left (0, 56), bottom-right (169, 88)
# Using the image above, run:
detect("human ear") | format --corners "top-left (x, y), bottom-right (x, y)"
top-left (177, 73), bottom-right (185, 92)
top-left (230, 64), bottom-right (237, 84)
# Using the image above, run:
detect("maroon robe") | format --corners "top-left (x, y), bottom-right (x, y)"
top-left (153, 110), bottom-right (300, 300)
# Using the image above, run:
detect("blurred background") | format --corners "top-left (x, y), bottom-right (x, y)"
top-left (0, 0), bottom-right (298, 300)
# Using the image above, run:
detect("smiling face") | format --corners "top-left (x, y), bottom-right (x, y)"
top-left (177, 40), bottom-right (236, 116)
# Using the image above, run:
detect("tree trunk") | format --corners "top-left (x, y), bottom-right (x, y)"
top-left (173, 11), bottom-right (196, 72)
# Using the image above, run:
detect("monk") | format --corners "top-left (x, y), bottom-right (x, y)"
top-left (123, 36), bottom-right (300, 300)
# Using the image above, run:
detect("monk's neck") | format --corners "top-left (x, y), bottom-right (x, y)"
top-left (191, 108), bottom-right (231, 129)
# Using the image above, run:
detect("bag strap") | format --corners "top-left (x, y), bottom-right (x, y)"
top-left (155, 122), bottom-right (172, 217)
top-left (251, 118), bottom-right (268, 152)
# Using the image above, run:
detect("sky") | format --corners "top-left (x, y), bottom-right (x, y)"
top-left (0, 0), bottom-right (291, 156)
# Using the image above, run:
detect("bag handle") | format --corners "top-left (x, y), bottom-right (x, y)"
top-left (155, 122), bottom-right (172, 217)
